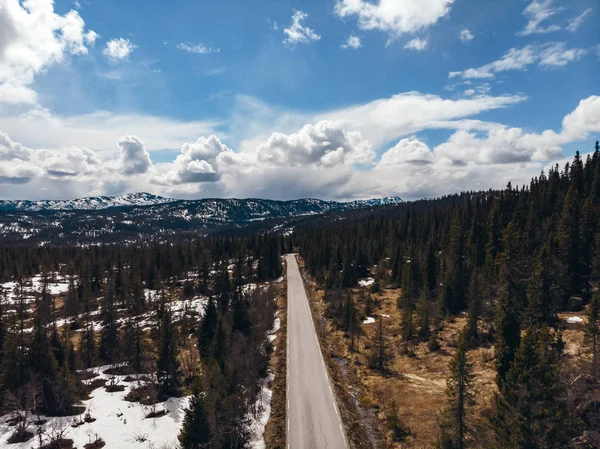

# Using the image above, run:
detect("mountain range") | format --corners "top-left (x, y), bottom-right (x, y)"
top-left (0, 193), bottom-right (402, 243)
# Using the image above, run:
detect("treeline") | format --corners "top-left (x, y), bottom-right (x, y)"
top-left (293, 142), bottom-right (600, 448)
top-left (0, 233), bottom-right (283, 446)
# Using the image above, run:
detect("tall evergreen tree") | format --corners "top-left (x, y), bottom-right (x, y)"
top-left (99, 278), bottom-right (119, 364)
top-left (585, 293), bottom-right (600, 381)
top-left (442, 332), bottom-right (475, 449)
top-left (156, 303), bottom-right (180, 398)
top-left (198, 296), bottom-right (218, 358)
top-left (180, 383), bottom-right (211, 449)
top-left (494, 222), bottom-right (527, 386)
top-left (493, 326), bottom-right (575, 448)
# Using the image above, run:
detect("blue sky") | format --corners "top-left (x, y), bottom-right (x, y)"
top-left (0, 0), bottom-right (598, 200)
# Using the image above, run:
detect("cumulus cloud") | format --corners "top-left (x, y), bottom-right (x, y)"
top-left (341, 35), bottom-right (362, 49)
top-left (404, 37), bottom-right (428, 51)
top-left (449, 42), bottom-right (587, 79)
top-left (0, 131), bottom-right (104, 185)
top-left (334, 0), bottom-right (454, 41)
top-left (283, 11), bottom-right (320, 46)
top-left (153, 135), bottom-right (232, 185)
top-left (0, 130), bottom-right (32, 160)
top-left (0, 0), bottom-right (96, 105)
top-left (118, 136), bottom-right (151, 175)
top-left (1, 95), bottom-right (599, 202)
top-left (379, 138), bottom-right (435, 166)
top-left (103, 38), bottom-right (136, 62)
top-left (517, 0), bottom-right (562, 36)
top-left (255, 121), bottom-right (373, 168)
top-left (459, 28), bottom-right (474, 42)
top-left (40, 147), bottom-right (102, 178)
top-left (176, 42), bottom-right (220, 54)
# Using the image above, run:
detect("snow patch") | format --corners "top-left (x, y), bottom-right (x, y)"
top-left (0, 364), bottom-right (189, 449)
top-left (567, 316), bottom-right (584, 324)
top-left (358, 278), bottom-right (375, 287)
top-left (363, 317), bottom-right (376, 324)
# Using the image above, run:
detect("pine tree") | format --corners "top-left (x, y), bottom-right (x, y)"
top-left (180, 384), bottom-right (211, 449)
top-left (443, 332), bottom-right (475, 449)
top-left (585, 294), bottom-right (600, 381)
top-left (368, 316), bottom-right (391, 371)
top-left (442, 214), bottom-right (466, 314)
top-left (494, 222), bottom-right (527, 386)
top-left (232, 286), bottom-right (251, 335)
top-left (493, 326), bottom-right (575, 448)
top-left (525, 246), bottom-right (557, 329)
top-left (156, 303), bottom-right (180, 398)
top-left (198, 296), bottom-right (218, 358)
top-left (557, 185), bottom-right (582, 304)
top-left (79, 285), bottom-right (97, 369)
top-left (400, 259), bottom-right (416, 341)
top-left (417, 292), bottom-right (431, 341)
top-left (342, 290), bottom-right (360, 351)
top-left (465, 270), bottom-right (481, 346)
top-left (99, 278), bottom-right (119, 364)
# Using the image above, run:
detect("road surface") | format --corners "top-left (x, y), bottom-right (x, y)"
top-left (286, 254), bottom-right (348, 449)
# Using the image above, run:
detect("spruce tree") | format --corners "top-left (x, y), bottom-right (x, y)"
top-left (494, 222), bottom-right (526, 386)
top-left (525, 246), bottom-right (557, 329)
top-left (156, 303), bottom-right (180, 398)
top-left (585, 294), bottom-right (600, 381)
top-left (493, 326), bottom-right (575, 448)
top-left (465, 270), bottom-right (481, 346)
top-left (443, 332), bottom-right (474, 449)
top-left (99, 278), bottom-right (119, 364)
top-left (180, 384), bottom-right (211, 449)
top-left (198, 296), bottom-right (218, 358)
top-left (342, 290), bottom-right (360, 351)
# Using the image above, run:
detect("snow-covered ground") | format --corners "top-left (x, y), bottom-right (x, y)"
top-left (567, 316), bottom-right (584, 324)
top-left (1, 274), bottom-right (71, 304)
top-left (0, 365), bottom-right (189, 449)
top-left (363, 317), bottom-right (376, 324)
top-left (247, 310), bottom-right (280, 449)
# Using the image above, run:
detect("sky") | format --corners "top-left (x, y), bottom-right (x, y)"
top-left (0, 0), bottom-right (598, 201)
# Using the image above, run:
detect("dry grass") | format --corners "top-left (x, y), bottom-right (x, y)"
top-left (300, 271), bottom-right (500, 449)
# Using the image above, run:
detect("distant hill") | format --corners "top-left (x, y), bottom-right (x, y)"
top-left (0, 194), bottom-right (403, 243)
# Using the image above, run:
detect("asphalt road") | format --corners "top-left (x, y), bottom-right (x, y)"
top-left (286, 254), bottom-right (348, 449)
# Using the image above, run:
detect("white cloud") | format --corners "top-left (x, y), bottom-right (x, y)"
top-left (341, 35), bottom-right (363, 49)
top-left (0, 108), bottom-right (220, 154)
top-left (103, 38), bottom-right (136, 62)
top-left (567, 8), bottom-right (593, 32)
top-left (538, 42), bottom-right (588, 67)
top-left (315, 91), bottom-right (525, 148)
top-left (118, 136), bottom-right (151, 175)
top-left (2, 94), bottom-right (599, 202)
top-left (379, 138), bottom-right (435, 166)
top-left (176, 42), bottom-right (220, 54)
top-left (517, 0), bottom-right (563, 36)
top-left (255, 121), bottom-right (373, 168)
top-left (334, 0), bottom-right (454, 41)
top-left (449, 42), bottom-right (587, 79)
top-left (0, 0), bottom-right (96, 105)
top-left (153, 135), bottom-right (232, 185)
top-left (404, 37), bottom-right (428, 51)
top-left (459, 28), bottom-right (474, 42)
top-left (283, 11), bottom-right (320, 46)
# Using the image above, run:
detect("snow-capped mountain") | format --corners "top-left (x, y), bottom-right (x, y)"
top-left (0, 192), bottom-right (175, 211)
top-left (0, 194), bottom-right (403, 243)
